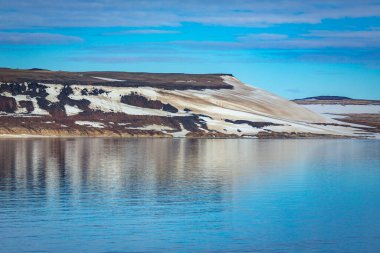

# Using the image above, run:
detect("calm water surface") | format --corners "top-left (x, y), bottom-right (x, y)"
top-left (0, 138), bottom-right (380, 253)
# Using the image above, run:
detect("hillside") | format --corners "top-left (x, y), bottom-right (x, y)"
top-left (0, 68), bottom-right (376, 138)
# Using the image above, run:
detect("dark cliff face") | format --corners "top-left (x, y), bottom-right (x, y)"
top-left (121, 92), bottom-right (178, 113)
top-left (18, 101), bottom-right (34, 112)
top-left (0, 96), bottom-right (17, 113)
top-left (0, 81), bottom-right (48, 97)
top-left (0, 82), bottom-right (93, 118)
top-left (224, 119), bottom-right (281, 128)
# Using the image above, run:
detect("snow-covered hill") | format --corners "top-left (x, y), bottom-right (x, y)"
top-left (0, 68), bottom-right (375, 138)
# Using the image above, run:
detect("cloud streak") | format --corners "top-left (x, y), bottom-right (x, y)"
top-left (68, 55), bottom-right (201, 63)
top-left (0, 32), bottom-right (83, 45)
top-left (109, 29), bottom-right (180, 35)
top-left (1, 0), bottom-right (380, 70)
top-left (174, 28), bottom-right (380, 50)
top-left (1, 0), bottom-right (380, 28)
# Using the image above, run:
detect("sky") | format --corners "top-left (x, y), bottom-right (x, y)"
top-left (1, 0), bottom-right (380, 99)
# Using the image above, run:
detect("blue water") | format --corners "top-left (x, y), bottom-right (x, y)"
top-left (0, 139), bottom-right (380, 253)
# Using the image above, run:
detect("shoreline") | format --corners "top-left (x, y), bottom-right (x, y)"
top-left (0, 133), bottom-right (369, 139)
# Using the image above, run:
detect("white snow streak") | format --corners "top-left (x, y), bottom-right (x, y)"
top-left (64, 105), bottom-right (83, 116)
top-left (92, 76), bottom-right (125, 82)
top-left (75, 121), bottom-right (104, 128)
top-left (302, 104), bottom-right (380, 116)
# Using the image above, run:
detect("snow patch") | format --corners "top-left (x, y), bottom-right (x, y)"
top-left (200, 117), bottom-right (261, 136)
top-left (68, 85), bottom-right (170, 116)
top-left (301, 104), bottom-right (380, 116)
top-left (45, 84), bottom-right (63, 103)
top-left (128, 124), bottom-right (174, 131)
top-left (175, 80), bottom-right (197, 83)
top-left (64, 105), bottom-right (83, 116)
top-left (170, 124), bottom-right (190, 138)
top-left (92, 76), bottom-right (125, 82)
top-left (75, 121), bottom-right (104, 128)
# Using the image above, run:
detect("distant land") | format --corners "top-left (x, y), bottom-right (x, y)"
top-left (0, 68), bottom-right (378, 138)
top-left (295, 96), bottom-right (353, 101)
top-left (293, 96), bottom-right (380, 134)
top-left (294, 96), bottom-right (380, 105)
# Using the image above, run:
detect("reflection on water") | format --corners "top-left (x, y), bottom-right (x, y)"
top-left (0, 138), bottom-right (380, 252)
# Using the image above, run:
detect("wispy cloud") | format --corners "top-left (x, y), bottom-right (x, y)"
top-left (68, 55), bottom-right (201, 63)
top-left (1, 0), bottom-right (380, 28)
top-left (240, 30), bottom-right (380, 49)
top-left (291, 50), bottom-right (380, 68)
top-left (237, 49), bottom-right (380, 68)
top-left (108, 29), bottom-right (180, 35)
top-left (1, 1), bottom-right (380, 69)
top-left (174, 28), bottom-right (380, 50)
top-left (0, 32), bottom-right (83, 45)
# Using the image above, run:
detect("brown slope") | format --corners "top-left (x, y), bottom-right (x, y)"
top-left (0, 68), bottom-right (233, 90)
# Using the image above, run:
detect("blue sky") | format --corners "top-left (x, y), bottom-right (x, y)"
top-left (1, 0), bottom-right (380, 99)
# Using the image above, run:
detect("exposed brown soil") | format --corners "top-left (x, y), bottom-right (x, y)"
top-left (121, 92), bottom-right (178, 113)
top-left (0, 111), bottom-right (213, 137)
top-left (19, 100), bottom-right (34, 112)
top-left (337, 114), bottom-right (380, 133)
top-left (224, 119), bottom-right (282, 128)
top-left (0, 68), bottom-right (233, 90)
top-left (0, 96), bottom-right (17, 112)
